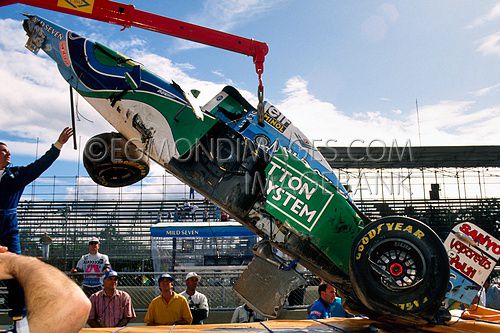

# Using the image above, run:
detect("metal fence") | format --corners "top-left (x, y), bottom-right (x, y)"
top-left (64, 271), bottom-right (320, 312)
top-left (0, 271), bottom-right (320, 313)
top-left (1, 269), bottom-right (499, 314)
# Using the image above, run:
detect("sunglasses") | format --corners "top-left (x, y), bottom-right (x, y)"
top-left (89, 242), bottom-right (99, 245)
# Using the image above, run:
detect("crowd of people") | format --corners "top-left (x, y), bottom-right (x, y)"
top-left (169, 201), bottom-right (227, 222)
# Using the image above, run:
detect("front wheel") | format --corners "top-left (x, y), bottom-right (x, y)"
top-left (349, 216), bottom-right (449, 322)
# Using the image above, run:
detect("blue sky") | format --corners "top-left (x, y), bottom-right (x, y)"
top-left (0, 1), bottom-right (499, 185)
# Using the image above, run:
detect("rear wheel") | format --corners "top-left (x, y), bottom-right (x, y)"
top-left (349, 216), bottom-right (449, 321)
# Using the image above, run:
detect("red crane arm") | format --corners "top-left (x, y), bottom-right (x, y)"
top-left (0, 0), bottom-right (269, 76)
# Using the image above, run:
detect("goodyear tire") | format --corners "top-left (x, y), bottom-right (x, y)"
top-left (349, 216), bottom-right (449, 321)
top-left (83, 132), bottom-right (149, 187)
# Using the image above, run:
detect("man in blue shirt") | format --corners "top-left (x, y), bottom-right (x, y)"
top-left (308, 283), bottom-right (348, 319)
top-left (0, 127), bottom-right (73, 319)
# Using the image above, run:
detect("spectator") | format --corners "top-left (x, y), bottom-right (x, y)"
top-left (231, 304), bottom-right (265, 323)
top-left (180, 272), bottom-right (209, 324)
top-left (0, 246), bottom-right (90, 333)
top-left (72, 237), bottom-right (111, 297)
top-left (203, 207), bottom-right (208, 222)
top-left (190, 204), bottom-right (199, 221)
top-left (472, 280), bottom-right (491, 307)
top-left (88, 270), bottom-right (136, 328)
top-left (0, 127), bottom-right (73, 319)
top-left (308, 283), bottom-right (348, 319)
top-left (181, 201), bottom-right (191, 220)
top-left (189, 187), bottom-right (195, 199)
top-left (486, 277), bottom-right (500, 310)
top-left (144, 273), bottom-right (192, 325)
top-left (174, 204), bottom-right (180, 222)
top-left (214, 206), bottom-right (221, 221)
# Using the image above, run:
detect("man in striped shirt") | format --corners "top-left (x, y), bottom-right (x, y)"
top-left (88, 270), bottom-right (136, 328)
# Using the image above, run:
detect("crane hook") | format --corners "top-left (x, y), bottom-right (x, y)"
top-left (257, 73), bottom-right (265, 126)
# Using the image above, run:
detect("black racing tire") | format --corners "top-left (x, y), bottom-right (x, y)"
top-left (349, 216), bottom-right (449, 321)
top-left (83, 132), bottom-right (149, 187)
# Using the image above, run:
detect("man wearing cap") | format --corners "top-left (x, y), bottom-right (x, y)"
top-left (88, 270), bottom-right (136, 328)
top-left (72, 237), bottom-right (111, 297)
top-left (180, 272), bottom-right (209, 324)
top-left (144, 273), bottom-right (193, 326)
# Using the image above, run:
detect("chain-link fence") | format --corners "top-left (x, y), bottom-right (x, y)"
top-left (64, 271), bottom-right (320, 312)
top-left (0, 270), bottom-right (321, 314)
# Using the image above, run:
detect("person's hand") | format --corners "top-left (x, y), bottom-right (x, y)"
top-left (57, 127), bottom-right (74, 145)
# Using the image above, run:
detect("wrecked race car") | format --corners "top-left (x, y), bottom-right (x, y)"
top-left (23, 15), bottom-right (450, 325)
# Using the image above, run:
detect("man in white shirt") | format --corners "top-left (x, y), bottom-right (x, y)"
top-left (71, 237), bottom-right (111, 297)
top-left (179, 272), bottom-right (209, 324)
top-left (231, 304), bottom-right (266, 323)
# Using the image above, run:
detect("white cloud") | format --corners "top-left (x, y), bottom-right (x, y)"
top-left (108, 37), bottom-right (147, 53)
top-left (467, 3), bottom-right (500, 28)
top-left (476, 31), bottom-right (500, 57)
top-left (65, 163), bottom-right (187, 201)
top-left (380, 3), bottom-right (399, 23)
top-left (175, 62), bottom-right (196, 71)
top-left (212, 70), bottom-right (224, 78)
top-left (174, 0), bottom-right (284, 51)
top-left (0, 18), bottom-right (28, 51)
top-left (277, 76), bottom-right (411, 145)
top-left (361, 3), bottom-right (399, 42)
top-left (276, 76), bottom-right (500, 146)
top-left (470, 82), bottom-right (500, 97)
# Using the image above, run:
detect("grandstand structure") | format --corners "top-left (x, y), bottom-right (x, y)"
top-left (17, 145), bottom-right (500, 271)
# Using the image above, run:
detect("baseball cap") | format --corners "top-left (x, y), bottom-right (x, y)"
top-left (185, 272), bottom-right (200, 281)
top-left (104, 270), bottom-right (118, 280)
top-left (88, 237), bottom-right (100, 244)
top-left (158, 273), bottom-right (174, 283)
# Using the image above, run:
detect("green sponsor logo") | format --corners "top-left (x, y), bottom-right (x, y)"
top-left (266, 155), bottom-right (334, 232)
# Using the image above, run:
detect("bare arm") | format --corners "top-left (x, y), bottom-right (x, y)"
top-left (0, 248), bottom-right (90, 333)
